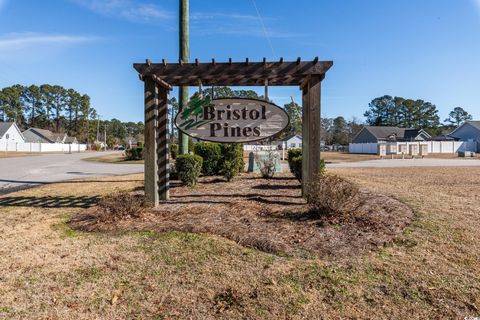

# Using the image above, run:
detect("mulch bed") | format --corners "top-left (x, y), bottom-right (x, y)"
top-left (69, 173), bottom-right (413, 262)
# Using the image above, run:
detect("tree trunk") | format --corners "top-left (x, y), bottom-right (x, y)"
top-left (56, 106), bottom-right (60, 132)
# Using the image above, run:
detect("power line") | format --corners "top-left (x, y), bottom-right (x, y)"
top-left (251, 0), bottom-right (276, 59)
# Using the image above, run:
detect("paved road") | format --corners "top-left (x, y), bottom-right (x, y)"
top-left (0, 151), bottom-right (143, 194)
top-left (329, 158), bottom-right (480, 168)
top-left (2, 152), bottom-right (480, 194)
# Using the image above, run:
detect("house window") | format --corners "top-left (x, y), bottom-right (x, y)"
top-left (290, 143), bottom-right (296, 148)
top-left (299, 143), bottom-right (302, 147)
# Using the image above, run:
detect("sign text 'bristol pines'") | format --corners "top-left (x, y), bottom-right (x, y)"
top-left (174, 97), bottom-right (290, 143)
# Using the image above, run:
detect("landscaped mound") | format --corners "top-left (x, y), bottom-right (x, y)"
top-left (69, 173), bottom-right (413, 261)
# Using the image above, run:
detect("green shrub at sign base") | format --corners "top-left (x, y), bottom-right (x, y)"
top-left (287, 148), bottom-right (302, 172)
top-left (287, 148), bottom-right (325, 182)
top-left (290, 155), bottom-right (303, 181)
top-left (175, 154), bottom-right (203, 186)
top-left (192, 142), bottom-right (244, 179)
top-left (170, 144), bottom-right (179, 160)
top-left (235, 144), bottom-right (245, 173)
top-left (188, 138), bottom-right (195, 153)
top-left (194, 142), bottom-right (222, 175)
top-left (125, 147), bottom-right (144, 161)
top-left (221, 143), bottom-right (244, 173)
top-left (220, 144), bottom-right (244, 181)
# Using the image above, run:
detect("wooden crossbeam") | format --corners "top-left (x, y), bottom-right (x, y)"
top-left (134, 59), bottom-right (333, 86)
top-left (151, 75), bottom-right (172, 91)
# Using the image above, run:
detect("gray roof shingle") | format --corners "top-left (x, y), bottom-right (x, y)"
top-left (23, 128), bottom-right (77, 143)
top-left (0, 122), bottom-right (15, 138)
top-left (363, 126), bottom-right (405, 140)
top-left (22, 128), bottom-right (56, 143)
top-left (362, 126), bottom-right (431, 142)
top-left (466, 121), bottom-right (480, 130)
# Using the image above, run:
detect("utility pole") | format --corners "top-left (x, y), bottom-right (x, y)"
top-left (86, 111), bottom-right (89, 148)
top-left (179, 0), bottom-right (189, 154)
top-left (96, 115), bottom-right (100, 143)
top-left (85, 101), bottom-right (91, 149)
top-left (104, 123), bottom-right (107, 151)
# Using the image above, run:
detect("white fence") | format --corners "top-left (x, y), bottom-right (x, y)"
top-left (348, 143), bottom-right (378, 154)
top-left (0, 141), bottom-right (87, 153)
top-left (349, 141), bottom-right (477, 154)
top-left (243, 144), bottom-right (278, 152)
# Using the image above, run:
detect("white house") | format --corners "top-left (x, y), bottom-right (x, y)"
top-left (449, 121), bottom-right (480, 152)
top-left (1, 123), bottom-right (86, 152)
top-left (0, 122), bottom-right (25, 143)
top-left (280, 134), bottom-right (302, 149)
top-left (243, 134), bottom-right (303, 152)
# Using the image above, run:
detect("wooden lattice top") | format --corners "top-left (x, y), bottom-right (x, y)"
top-left (133, 57), bottom-right (333, 87)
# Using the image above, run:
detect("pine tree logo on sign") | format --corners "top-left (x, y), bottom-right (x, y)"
top-left (175, 96), bottom-right (290, 143)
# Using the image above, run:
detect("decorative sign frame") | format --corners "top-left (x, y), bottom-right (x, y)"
top-left (174, 97), bottom-right (290, 143)
top-left (134, 57), bottom-right (333, 204)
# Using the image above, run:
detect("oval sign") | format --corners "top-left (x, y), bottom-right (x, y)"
top-left (175, 97), bottom-right (290, 143)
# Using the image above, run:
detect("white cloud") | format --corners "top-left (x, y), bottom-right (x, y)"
top-left (71, 0), bottom-right (172, 22)
top-left (71, 1), bottom-right (294, 37)
top-left (190, 12), bottom-right (296, 38)
top-left (0, 33), bottom-right (98, 61)
top-left (0, 33), bottom-right (96, 50)
top-left (191, 12), bottom-right (262, 21)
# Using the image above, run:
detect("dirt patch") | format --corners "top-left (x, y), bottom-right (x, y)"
top-left (69, 173), bottom-right (413, 261)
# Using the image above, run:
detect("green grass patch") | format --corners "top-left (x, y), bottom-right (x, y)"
top-left (0, 306), bottom-right (10, 313)
top-left (51, 214), bottom-right (81, 239)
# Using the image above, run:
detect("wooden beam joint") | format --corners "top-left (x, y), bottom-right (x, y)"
top-left (151, 75), bottom-right (172, 91)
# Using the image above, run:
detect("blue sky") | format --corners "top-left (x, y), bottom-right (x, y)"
top-left (0, 0), bottom-right (479, 123)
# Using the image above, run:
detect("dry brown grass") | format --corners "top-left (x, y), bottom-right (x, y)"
top-left (322, 151), bottom-right (479, 162)
top-left (321, 151), bottom-right (379, 163)
top-left (0, 168), bottom-right (479, 319)
top-left (0, 152), bottom-right (41, 158)
top-left (423, 152), bottom-right (479, 159)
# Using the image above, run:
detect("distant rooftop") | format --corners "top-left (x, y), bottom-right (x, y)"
top-left (465, 121), bottom-right (480, 130)
top-left (361, 126), bottom-right (431, 142)
top-left (0, 122), bottom-right (14, 138)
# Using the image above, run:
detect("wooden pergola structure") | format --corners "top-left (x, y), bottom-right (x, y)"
top-left (133, 57), bottom-right (333, 206)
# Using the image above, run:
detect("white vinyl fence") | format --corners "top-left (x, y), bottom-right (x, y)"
top-left (348, 143), bottom-right (378, 154)
top-left (243, 144), bottom-right (278, 152)
top-left (349, 141), bottom-right (477, 154)
top-left (0, 141), bottom-right (87, 153)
